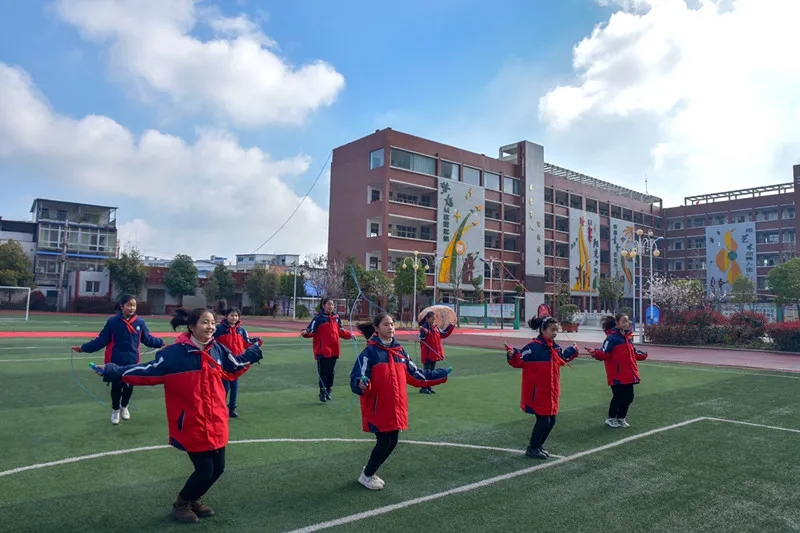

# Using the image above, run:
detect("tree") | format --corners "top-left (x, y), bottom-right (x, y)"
top-left (598, 275), bottom-right (625, 312)
top-left (279, 269), bottom-right (307, 299)
top-left (363, 270), bottom-right (394, 311)
top-left (163, 254), bottom-right (198, 305)
top-left (203, 264), bottom-right (235, 303)
top-left (767, 258), bottom-right (800, 315)
top-left (647, 275), bottom-right (704, 316)
top-left (393, 257), bottom-right (427, 322)
top-left (730, 274), bottom-right (756, 311)
top-left (342, 259), bottom-right (368, 308)
top-left (304, 253), bottom-right (345, 298)
top-left (471, 275), bottom-right (484, 303)
top-left (107, 249), bottom-right (147, 297)
top-left (0, 240), bottom-right (34, 287)
top-left (245, 266), bottom-right (279, 313)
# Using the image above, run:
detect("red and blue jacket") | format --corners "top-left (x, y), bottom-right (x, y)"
top-left (418, 323), bottom-right (454, 363)
top-left (80, 313), bottom-right (164, 365)
top-left (213, 319), bottom-right (259, 356)
top-left (301, 312), bottom-right (353, 359)
top-left (590, 328), bottom-right (648, 387)
top-left (101, 332), bottom-right (263, 452)
top-left (507, 336), bottom-right (579, 416)
top-left (350, 336), bottom-right (449, 433)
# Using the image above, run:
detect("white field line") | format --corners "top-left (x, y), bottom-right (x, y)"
top-left (642, 361), bottom-right (800, 379)
top-left (284, 417), bottom-right (707, 533)
top-left (0, 438), bottom-right (530, 478)
top-left (703, 417), bottom-right (800, 434)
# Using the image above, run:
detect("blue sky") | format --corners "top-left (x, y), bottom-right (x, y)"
top-left (1, 0), bottom-right (797, 259)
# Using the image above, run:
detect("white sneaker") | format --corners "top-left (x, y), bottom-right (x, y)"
top-left (617, 418), bottom-right (630, 428)
top-left (605, 418), bottom-right (619, 428)
top-left (120, 406), bottom-right (131, 420)
top-left (358, 468), bottom-right (384, 490)
top-left (111, 410), bottom-right (121, 425)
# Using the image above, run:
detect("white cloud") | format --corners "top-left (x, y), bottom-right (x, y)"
top-left (0, 62), bottom-right (328, 258)
top-left (52, 0), bottom-right (345, 127)
top-left (538, 0), bottom-right (800, 205)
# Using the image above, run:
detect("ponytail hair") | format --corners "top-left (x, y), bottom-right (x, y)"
top-left (319, 297), bottom-right (334, 312)
top-left (602, 312), bottom-right (628, 332)
top-left (528, 315), bottom-right (559, 333)
top-left (171, 308), bottom-right (213, 332)
top-left (418, 311), bottom-right (435, 326)
top-left (356, 311), bottom-right (392, 339)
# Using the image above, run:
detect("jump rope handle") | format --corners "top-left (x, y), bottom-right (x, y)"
top-left (89, 362), bottom-right (104, 376)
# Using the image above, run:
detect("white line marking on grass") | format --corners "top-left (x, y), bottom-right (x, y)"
top-left (285, 417), bottom-right (707, 533)
top-left (643, 361), bottom-right (800, 379)
top-left (0, 438), bottom-right (529, 478)
top-left (704, 417), bottom-right (800, 434)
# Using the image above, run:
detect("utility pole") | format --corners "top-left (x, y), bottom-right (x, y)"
top-left (292, 261), bottom-right (298, 320)
top-left (56, 221), bottom-right (70, 311)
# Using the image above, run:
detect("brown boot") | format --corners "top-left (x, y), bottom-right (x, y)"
top-left (172, 495), bottom-right (200, 523)
top-left (191, 499), bottom-right (215, 518)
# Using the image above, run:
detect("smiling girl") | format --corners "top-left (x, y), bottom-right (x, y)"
top-left (92, 307), bottom-right (263, 523)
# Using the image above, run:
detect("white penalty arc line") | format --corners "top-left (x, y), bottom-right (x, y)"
top-left (0, 438), bottom-right (536, 479)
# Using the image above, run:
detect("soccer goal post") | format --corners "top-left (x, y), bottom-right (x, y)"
top-left (0, 286), bottom-right (31, 321)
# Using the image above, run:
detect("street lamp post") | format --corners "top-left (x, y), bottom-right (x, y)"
top-left (620, 229), bottom-right (663, 337)
top-left (401, 251), bottom-right (429, 324)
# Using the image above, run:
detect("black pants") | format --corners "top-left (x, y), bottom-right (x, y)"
top-left (608, 384), bottom-right (635, 419)
top-left (179, 447), bottom-right (226, 502)
top-left (317, 357), bottom-right (337, 391)
top-left (422, 361), bottom-right (436, 391)
top-left (529, 414), bottom-right (557, 450)
top-left (110, 379), bottom-right (133, 410)
top-left (364, 431), bottom-right (400, 477)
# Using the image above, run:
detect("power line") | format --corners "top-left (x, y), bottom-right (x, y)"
top-left (250, 151), bottom-right (332, 255)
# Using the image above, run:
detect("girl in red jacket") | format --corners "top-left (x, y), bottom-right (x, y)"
top-left (301, 297), bottom-right (353, 403)
top-left (418, 311), bottom-right (454, 394)
top-left (505, 315), bottom-right (579, 459)
top-left (91, 308), bottom-right (263, 523)
top-left (586, 313), bottom-right (648, 428)
top-left (213, 302), bottom-right (261, 418)
top-left (350, 312), bottom-right (451, 490)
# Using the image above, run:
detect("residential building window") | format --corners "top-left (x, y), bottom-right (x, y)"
top-left (57, 210), bottom-right (67, 221)
top-left (440, 161), bottom-right (460, 180)
top-left (485, 202), bottom-right (501, 220)
top-left (610, 205), bottom-right (622, 219)
top-left (709, 214), bottom-right (726, 225)
top-left (782, 206), bottom-right (796, 220)
top-left (545, 267), bottom-right (554, 283)
top-left (390, 148), bottom-right (436, 175)
top-left (585, 199), bottom-right (598, 213)
top-left (485, 233), bottom-right (501, 249)
top-left (544, 214), bottom-right (554, 229)
top-left (756, 208), bottom-right (779, 222)
top-left (731, 210), bottom-right (752, 223)
top-left (555, 217), bottom-right (568, 233)
top-left (687, 238), bottom-right (705, 249)
top-left (395, 225), bottom-right (418, 239)
top-left (504, 236), bottom-right (518, 251)
top-left (600, 225), bottom-right (610, 239)
top-left (484, 172), bottom-right (500, 191)
top-left (369, 148), bottom-right (385, 169)
top-left (599, 202), bottom-right (610, 217)
top-left (622, 209), bottom-right (633, 222)
top-left (669, 239), bottom-right (684, 251)
top-left (668, 218), bottom-right (683, 230)
top-left (503, 177), bottom-right (520, 195)
top-left (600, 250), bottom-right (610, 263)
top-left (85, 281), bottom-right (100, 293)
top-left (644, 214), bottom-right (653, 226)
top-left (503, 207), bottom-right (520, 223)
top-left (570, 195), bottom-right (582, 210)
top-left (368, 256), bottom-right (379, 270)
top-left (688, 216), bottom-right (705, 228)
top-left (544, 241), bottom-right (554, 256)
top-left (634, 212), bottom-right (643, 224)
top-left (370, 188), bottom-right (381, 203)
top-left (40, 208), bottom-right (50, 219)
top-left (369, 223), bottom-right (380, 237)
top-left (782, 230), bottom-right (796, 243)
top-left (555, 191), bottom-right (568, 206)
top-left (757, 231), bottom-right (780, 244)
top-left (420, 227), bottom-right (432, 241)
top-left (544, 188), bottom-right (553, 203)
top-left (669, 260), bottom-right (684, 272)
top-left (463, 166), bottom-right (481, 186)
top-left (555, 243), bottom-right (569, 258)
top-left (760, 254), bottom-right (780, 267)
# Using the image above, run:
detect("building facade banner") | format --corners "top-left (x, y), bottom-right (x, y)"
top-left (522, 142), bottom-right (546, 316)
top-left (705, 222), bottom-right (757, 296)
top-left (609, 217), bottom-right (635, 298)
top-left (436, 178), bottom-right (485, 290)
top-left (569, 209), bottom-right (601, 296)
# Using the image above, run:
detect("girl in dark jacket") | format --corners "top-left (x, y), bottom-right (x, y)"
top-left (349, 312), bottom-right (451, 490)
top-left (213, 301), bottom-right (261, 418)
top-left (301, 296), bottom-right (353, 402)
top-left (505, 315), bottom-right (579, 459)
top-left (418, 311), bottom-right (454, 394)
top-left (72, 294), bottom-right (164, 424)
top-left (586, 313), bottom-right (648, 428)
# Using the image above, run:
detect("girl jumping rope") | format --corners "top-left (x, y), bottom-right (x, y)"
top-left (72, 294), bottom-right (164, 425)
top-left (505, 315), bottom-right (579, 459)
top-left (301, 296), bottom-right (353, 403)
top-left (586, 313), bottom-right (648, 428)
top-left (418, 311), bottom-right (454, 394)
top-left (350, 312), bottom-right (451, 490)
top-left (91, 307), bottom-right (263, 523)
top-left (213, 301), bottom-right (262, 418)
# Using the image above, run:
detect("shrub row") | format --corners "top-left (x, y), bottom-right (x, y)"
top-left (645, 310), bottom-right (800, 352)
